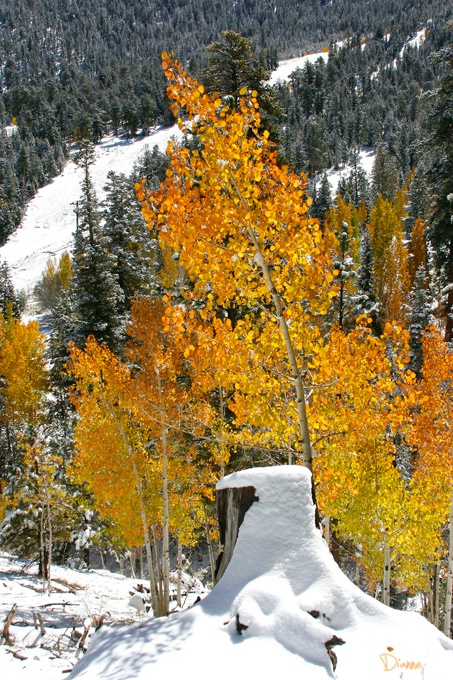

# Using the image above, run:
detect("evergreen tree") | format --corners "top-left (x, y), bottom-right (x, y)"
top-left (0, 259), bottom-right (25, 318)
top-left (103, 171), bottom-right (160, 308)
top-left (71, 144), bottom-right (125, 354)
top-left (202, 31), bottom-right (271, 107)
top-left (372, 146), bottom-right (398, 201)
top-left (356, 229), bottom-right (381, 334)
top-left (425, 38), bottom-right (453, 340)
top-left (407, 265), bottom-right (434, 378)
top-left (202, 31), bottom-right (282, 137)
top-left (347, 148), bottom-right (371, 208)
top-left (132, 145), bottom-right (169, 193)
top-left (311, 174), bottom-right (332, 221)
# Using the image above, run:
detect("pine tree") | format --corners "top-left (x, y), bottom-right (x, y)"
top-left (311, 174), bottom-right (332, 221)
top-left (202, 31), bottom-right (270, 108)
top-left (132, 145), bottom-right (169, 193)
top-left (425, 40), bottom-right (453, 340)
top-left (0, 259), bottom-right (24, 318)
top-left (347, 148), bottom-right (371, 208)
top-left (372, 146), bottom-right (398, 201)
top-left (356, 230), bottom-right (381, 335)
top-left (202, 31), bottom-right (282, 137)
top-left (407, 265), bottom-right (433, 378)
top-left (324, 198), bottom-right (360, 330)
top-left (103, 171), bottom-right (160, 308)
top-left (71, 143), bottom-right (125, 354)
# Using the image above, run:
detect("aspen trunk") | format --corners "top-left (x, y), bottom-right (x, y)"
top-left (431, 564), bottom-right (440, 629)
top-left (230, 173), bottom-right (315, 480)
top-left (218, 385), bottom-right (226, 478)
top-left (383, 544), bottom-right (391, 607)
top-left (39, 508), bottom-right (46, 586)
top-left (161, 424), bottom-right (170, 615)
top-left (323, 515), bottom-right (331, 551)
top-left (151, 525), bottom-right (164, 615)
top-left (206, 522), bottom-right (216, 585)
top-left (177, 540), bottom-right (183, 608)
top-left (443, 490), bottom-right (453, 637)
top-left (249, 230), bottom-right (313, 473)
top-left (45, 486), bottom-right (52, 594)
top-left (102, 395), bottom-right (162, 614)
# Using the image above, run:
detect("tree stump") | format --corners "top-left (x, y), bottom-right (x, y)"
top-left (215, 485), bottom-right (259, 583)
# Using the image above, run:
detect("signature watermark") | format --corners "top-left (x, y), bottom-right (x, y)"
top-left (380, 647), bottom-right (423, 672)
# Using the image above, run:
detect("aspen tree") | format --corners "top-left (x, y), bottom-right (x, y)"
top-left (407, 327), bottom-right (453, 635)
top-left (69, 298), bottom-right (219, 615)
top-left (138, 54), bottom-right (336, 510)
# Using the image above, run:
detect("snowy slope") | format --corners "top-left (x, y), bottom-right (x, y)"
top-left (0, 29), bottom-right (430, 297)
top-left (267, 50), bottom-right (329, 85)
top-left (0, 126), bottom-right (180, 295)
top-left (69, 467), bottom-right (453, 680)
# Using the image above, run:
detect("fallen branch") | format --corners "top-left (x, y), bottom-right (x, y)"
top-left (6, 648), bottom-right (28, 661)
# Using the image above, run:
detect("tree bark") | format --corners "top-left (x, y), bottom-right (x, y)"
top-left (161, 422), bottom-right (170, 615)
top-left (383, 544), bottom-right (391, 607)
top-left (248, 229), bottom-right (313, 472)
top-left (177, 540), bottom-right (183, 608)
top-left (101, 393), bottom-right (162, 614)
top-left (443, 490), bottom-right (453, 637)
top-left (215, 485), bottom-right (259, 583)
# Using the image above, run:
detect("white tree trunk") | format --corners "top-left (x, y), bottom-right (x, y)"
top-left (161, 424), bottom-right (170, 615)
top-left (177, 540), bottom-right (183, 608)
top-left (206, 522), bottom-right (216, 586)
top-left (102, 394), bottom-right (162, 613)
top-left (383, 544), bottom-right (391, 607)
top-left (323, 515), bottom-right (331, 551)
top-left (248, 230), bottom-right (313, 472)
top-left (45, 485), bottom-right (52, 595)
top-left (443, 490), bottom-right (453, 637)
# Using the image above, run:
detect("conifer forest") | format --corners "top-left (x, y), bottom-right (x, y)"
top-left (1, 0), bottom-right (453, 635)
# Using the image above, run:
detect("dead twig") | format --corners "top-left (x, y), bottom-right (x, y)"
top-left (6, 648), bottom-right (28, 661)
top-left (33, 611), bottom-right (46, 636)
top-left (2, 603), bottom-right (18, 645)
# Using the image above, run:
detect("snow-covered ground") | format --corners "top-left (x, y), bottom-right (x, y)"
top-left (2, 468), bottom-right (452, 680)
top-left (0, 552), bottom-right (206, 680)
top-left (320, 146), bottom-right (375, 196)
top-left (0, 126), bottom-right (180, 296)
top-left (68, 467), bottom-right (453, 680)
top-left (267, 50), bottom-right (329, 85)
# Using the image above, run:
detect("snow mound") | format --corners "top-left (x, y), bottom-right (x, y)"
top-left (69, 466), bottom-right (453, 680)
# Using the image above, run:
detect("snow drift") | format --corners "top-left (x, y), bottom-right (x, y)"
top-left (70, 466), bottom-right (453, 679)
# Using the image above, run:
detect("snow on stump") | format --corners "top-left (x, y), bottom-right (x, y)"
top-left (70, 466), bottom-right (453, 680)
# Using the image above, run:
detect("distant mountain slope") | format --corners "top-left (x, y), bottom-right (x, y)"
top-left (0, 0), bottom-right (450, 245)
top-left (0, 125), bottom-right (180, 294)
